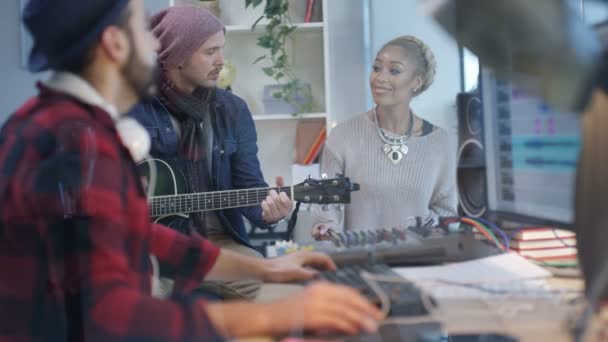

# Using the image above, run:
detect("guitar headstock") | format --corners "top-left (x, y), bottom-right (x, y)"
top-left (293, 173), bottom-right (360, 204)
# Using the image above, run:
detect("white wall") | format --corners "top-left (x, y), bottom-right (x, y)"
top-left (0, 0), bottom-right (44, 124)
top-left (368, 0), bottom-right (461, 134)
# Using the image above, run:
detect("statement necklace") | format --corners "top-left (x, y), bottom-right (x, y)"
top-left (373, 106), bottom-right (413, 164)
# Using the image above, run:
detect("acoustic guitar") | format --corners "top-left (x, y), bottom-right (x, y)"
top-left (138, 158), bottom-right (360, 225)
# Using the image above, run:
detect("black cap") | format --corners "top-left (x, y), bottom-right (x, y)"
top-left (23, 0), bottom-right (131, 72)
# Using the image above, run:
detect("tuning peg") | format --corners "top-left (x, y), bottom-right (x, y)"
top-left (322, 204), bottom-right (329, 211)
top-left (321, 173), bottom-right (328, 179)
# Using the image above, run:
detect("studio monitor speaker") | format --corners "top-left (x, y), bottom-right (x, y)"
top-left (456, 91), bottom-right (486, 218)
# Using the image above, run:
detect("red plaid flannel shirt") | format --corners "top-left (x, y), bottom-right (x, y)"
top-left (0, 85), bottom-right (223, 341)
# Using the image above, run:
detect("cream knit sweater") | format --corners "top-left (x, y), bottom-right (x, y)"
top-left (311, 111), bottom-right (458, 232)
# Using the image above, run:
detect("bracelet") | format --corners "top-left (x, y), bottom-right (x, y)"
top-left (268, 217), bottom-right (287, 228)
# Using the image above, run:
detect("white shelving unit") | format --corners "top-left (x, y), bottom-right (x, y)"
top-left (218, 0), bottom-right (368, 186)
top-left (226, 22), bottom-right (324, 34)
top-left (251, 112), bottom-right (326, 121)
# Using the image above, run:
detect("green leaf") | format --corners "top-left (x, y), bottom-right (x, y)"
top-left (278, 54), bottom-right (287, 65)
top-left (263, 67), bottom-right (275, 77)
top-left (265, 0), bottom-right (284, 16)
top-left (257, 35), bottom-right (273, 48)
top-left (247, 0), bottom-right (263, 8)
top-left (267, 19), bottom-right (280, 31)
top-left (275, 72), bottom-right (284, 79)
top-left (271, 40), bottom-right (281, 55)
top-left (280, 25), bottom-right (296, 35)
top-left (273, 91), bottom-right (282, 99)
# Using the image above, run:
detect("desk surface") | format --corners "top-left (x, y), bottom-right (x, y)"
top-left (241, 267), bottom-right (588, 342)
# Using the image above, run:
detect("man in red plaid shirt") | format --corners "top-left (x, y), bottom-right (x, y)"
top-left (0, 0), bottom-right (382, 341)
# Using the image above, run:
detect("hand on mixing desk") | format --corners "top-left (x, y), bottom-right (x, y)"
top-left (263, 282), bottom-right (383, 335)
top-left (206, 282), bottom-right (384, 338)
top-left (312, 223), bottom-right (334, 240)
top-left (263, 250), bottom-right (337, 282)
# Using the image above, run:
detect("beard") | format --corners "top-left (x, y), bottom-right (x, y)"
top-left (124, 54), bottom-right (159, 101)
top-left (121, 29), bottom-right (159, 102)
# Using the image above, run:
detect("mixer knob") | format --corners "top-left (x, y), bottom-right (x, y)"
top-left (359, 231), bottom-right (368, 245)
top-left (376, 229), bottom-right (383, 243)
top-left (391, 227), bottom-right (403, 243)
top-left (338, 232), bottom-right (346, 246)
top-left (383, 228), bottom-right (392, 242)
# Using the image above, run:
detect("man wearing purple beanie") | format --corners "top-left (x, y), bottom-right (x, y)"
top-left (129, 5), bottom-right (293, 300)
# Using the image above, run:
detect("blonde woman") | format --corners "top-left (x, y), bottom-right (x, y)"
top-left (312, 36), bottom-right (457, 239)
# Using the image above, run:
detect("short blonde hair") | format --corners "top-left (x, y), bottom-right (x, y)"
top-left (380, 35), bottom-right (436, 96)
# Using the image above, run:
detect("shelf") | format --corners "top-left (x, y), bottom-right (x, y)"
top-left (252, 113), bottom-right (326, 121)
top-left (226, 22), bottom-right (324, 34)
top-left (457, 163), bottom-right (486, 169)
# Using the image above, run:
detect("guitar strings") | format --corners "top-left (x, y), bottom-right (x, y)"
top-left (148, 185), bottom-right (339, 215)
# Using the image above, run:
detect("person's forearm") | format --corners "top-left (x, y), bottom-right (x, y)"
top-left (205, 248), bottom-right (270, 282)
top-left (206, 301), bottom-right (276, 338)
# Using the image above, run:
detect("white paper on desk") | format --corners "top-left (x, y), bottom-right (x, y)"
top-left (394, 252), bottom-right (554, 299)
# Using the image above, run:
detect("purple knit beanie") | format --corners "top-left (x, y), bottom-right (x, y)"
top-left (150, 5), bottom-right (225, 67)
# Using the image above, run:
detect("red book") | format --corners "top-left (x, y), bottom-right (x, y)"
top-left (511, 246), bottom-right (577, 260)
top-left (510, 228), bottom-right (575, 241)
top-left (510, 237), bottom-right (576, 250)
top-left (304, 0), bottom-right (315, 23)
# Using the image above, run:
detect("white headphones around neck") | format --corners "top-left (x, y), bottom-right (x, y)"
top-left (115, 117), bottom-right (151, 163)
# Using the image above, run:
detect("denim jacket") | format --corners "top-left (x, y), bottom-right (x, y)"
top-left (128, 89), bottom-right (270, 248)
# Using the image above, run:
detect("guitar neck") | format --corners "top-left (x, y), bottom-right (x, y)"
top-left (149, 186), bottom-right (293, 217)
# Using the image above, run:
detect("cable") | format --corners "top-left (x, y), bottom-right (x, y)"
top-left (418, 278), bottom-right (582, 297)
top-left (438, 216), bottom-right (506, 251)
top-left (460, 217), bottom-right (505, 251)
top-left (285, 201), bottom-right (301, 240)
top-left (359, 271), bottom-right (439, 319)
top-left (549, 227), bottom-right (577, 248)
top-left (359, 271), bottom-right (577, 330)
top-left (469, 216), bottom-right (511, 251)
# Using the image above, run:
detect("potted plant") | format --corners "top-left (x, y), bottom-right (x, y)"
top-left (245, 0), bottom-right (314, 114)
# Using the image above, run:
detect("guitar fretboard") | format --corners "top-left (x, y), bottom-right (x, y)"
top-left (149, 186), bottom-right (293, 217)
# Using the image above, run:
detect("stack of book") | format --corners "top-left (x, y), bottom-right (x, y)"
top-left (509, 228), bottom-right (577, 266)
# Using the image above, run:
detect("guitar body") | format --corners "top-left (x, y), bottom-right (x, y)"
top-left (138, 158), bottom-right (360, 298)
top-left (137, 158), bottom-right (189, 230)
